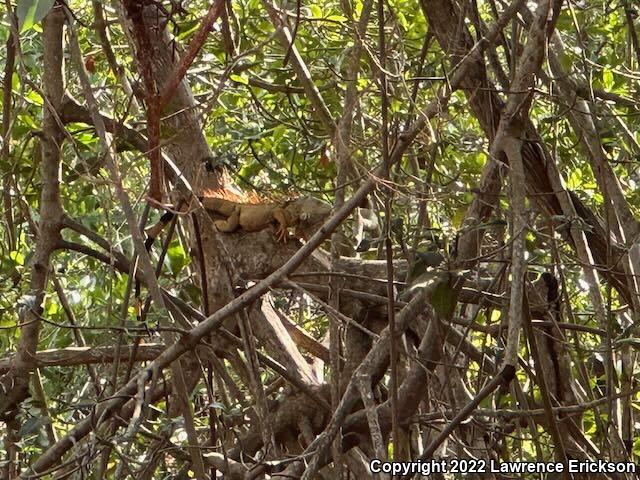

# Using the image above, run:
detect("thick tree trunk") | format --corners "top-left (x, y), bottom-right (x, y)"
top-left (0, 6), bottom-right (65, 420)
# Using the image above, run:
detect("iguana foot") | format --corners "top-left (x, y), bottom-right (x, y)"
top-left (275, 225), bottom-right (289, 242)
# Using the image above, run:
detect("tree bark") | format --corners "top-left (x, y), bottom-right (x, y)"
top-left (0, 6), bottom-right (65, 420)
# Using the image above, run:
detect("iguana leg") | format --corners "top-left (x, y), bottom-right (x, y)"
top-left (272, 209), bottom-right (290, 242)
top-left (214, 206), bottom-right (241, 232)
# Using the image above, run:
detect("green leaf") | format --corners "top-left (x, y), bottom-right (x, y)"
top-left (46, 299), bottom-right (59, 315)
top-left (326, 14), bottom-right (347, 22)
top-left (430, 273), bottom-right (456, 318)
top-left (25, 90), bottom-right (43, 106)
top-left (9, 251), bottom-right (25, 266)
top-left (396, 12), bottom-right (409, 30)
top-left (17, 0), bottom-right (55, 33)
top-left (272, 125), bottom-right (286, 143)
top-left (309, 4), bottom-right (322, 18)
top-left (176, 20), bottom-right (199, 40)
top-left (230, 74), bottom-right (249, 85)
top-left (353, 0), bottom-right (363, 17)
top-left (602, 68), bottom-right (614, 90)
top-left (166, 241), bottom-right (188, 276)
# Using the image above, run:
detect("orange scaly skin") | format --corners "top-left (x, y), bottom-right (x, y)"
top-left (200, 195), bottom-right (331, 242)
top-left (144, 189), bottom-right (331, 245)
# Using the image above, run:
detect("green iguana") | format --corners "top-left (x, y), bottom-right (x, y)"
top-left (145, 195), bottom-right (332, 246)
top-left (201, 195), bottom-right (332, 241)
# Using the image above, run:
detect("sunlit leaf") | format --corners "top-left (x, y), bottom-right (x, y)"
top-left (17, 0), bottom-right (55, 32)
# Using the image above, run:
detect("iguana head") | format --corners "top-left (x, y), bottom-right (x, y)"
top-left (291, 196), bottom-right (332, 239)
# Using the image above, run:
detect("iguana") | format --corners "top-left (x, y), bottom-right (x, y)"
top-left (145, 194), bottom-right (332, 245)
top-left (201, 195), bottom-right (332, 241)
